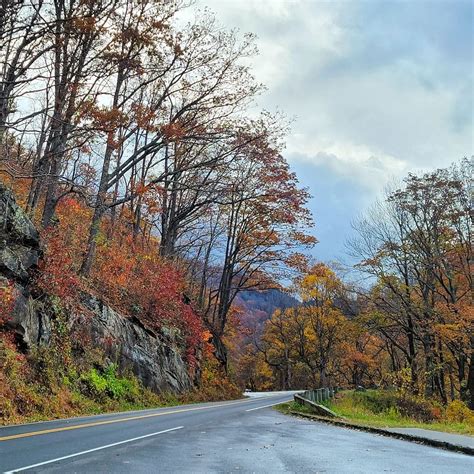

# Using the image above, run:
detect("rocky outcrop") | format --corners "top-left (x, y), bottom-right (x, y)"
top-left (0, 182), bottom-right (44, 347)
top-left (0, 182), bottom-right (40, 284)
top-left (74, 295), bottom-right (192, 393)
top-left (0, 181), bottom-right (192, 393)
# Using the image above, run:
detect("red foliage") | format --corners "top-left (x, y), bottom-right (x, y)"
top-left (94, 236), bottom-right (203, 368)
top-left (37, 226), bottom-right (80, 302)
top-left (0, 182), bottom-right (205, 374)
top-left (181, 305), bottom-right (203, 369)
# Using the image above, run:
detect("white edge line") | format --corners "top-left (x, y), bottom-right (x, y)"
top-left (4, 426), bottom-right (183, 474)
top-left (246, 402), bottom-right (284, 412)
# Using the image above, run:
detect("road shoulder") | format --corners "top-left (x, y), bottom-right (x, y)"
top-left (281, 409), bottom-right (474, 456)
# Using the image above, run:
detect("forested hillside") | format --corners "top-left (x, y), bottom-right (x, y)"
top-left (0, 0), bottom-right (472, 429)
top-left (0, 0), bottom-right (315, 423)
top-left (241, 160), bottom-right (474, 421)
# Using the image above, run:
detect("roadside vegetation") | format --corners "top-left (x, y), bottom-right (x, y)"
top-left (0, 0), bottom-right (472, 427)
top-left (0, 295), bottom-right (241, 426)
top-left (277, 390), bottom-right (474, 436)
top-left (0, 334), bottom-right (163, 425)
top-left (0, 0), bottom-right (311, 424)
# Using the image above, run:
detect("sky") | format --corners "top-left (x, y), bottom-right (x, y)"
top-left (196, 0), bottom-right (473, 263)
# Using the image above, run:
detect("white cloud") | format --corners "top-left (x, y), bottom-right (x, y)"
top-left (196, 0), bottom-right (473, 259)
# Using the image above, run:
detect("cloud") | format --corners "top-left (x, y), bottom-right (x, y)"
top-left (197, 0), bottom-right (473, 260)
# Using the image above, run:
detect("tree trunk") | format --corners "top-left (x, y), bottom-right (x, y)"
top-left (80, 139), bottom-right (115, 275)
top-left (423, 333), bottom-right (436, 398)
top-left (466, 338), bottom-right (474, 409)
top-left (210, 328), bottom-right (228, 371)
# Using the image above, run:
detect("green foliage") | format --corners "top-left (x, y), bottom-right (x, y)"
top-left (275, 401), bottom-right (315, 415)
top-left (81, 368), bottom-right (108, 398)
top-left (322, 390), bottom-right (474, 435)
top-left (345, 389), bottom-right (436, 423)
top-left (81, 365), bottom-right (140, 402)
top-left (351, 390), bottom-right (398, 415)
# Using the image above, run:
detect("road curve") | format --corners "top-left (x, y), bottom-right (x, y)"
top-left (0, 391), bottom-right (471, 473)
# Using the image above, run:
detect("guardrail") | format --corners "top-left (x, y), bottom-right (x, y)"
top-left (300, 387), bottom-right (336, 404)
top-left (294, 388), bottom-right (338, 417)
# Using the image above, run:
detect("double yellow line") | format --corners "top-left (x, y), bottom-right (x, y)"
top-left (0, 398), bottom-right (259, 442)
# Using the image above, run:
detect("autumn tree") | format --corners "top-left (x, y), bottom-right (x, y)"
top-left (0, 0), bottom-right (49, 143)
top-left (255, 264), bottom-right (353, 389)
top-left (79, 9), bottom-right (263, 275)
top-left (0, 0), bottom-right (317, 390)
top-left (349, 158), bottom-right (473, 405)
top-left (188, 125), bottom-right (315, 368)
top-left (27, 0), bottom-right (121, 226)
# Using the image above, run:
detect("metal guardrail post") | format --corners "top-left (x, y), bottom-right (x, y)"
top-left (298, 386), bottom-right (338, 405)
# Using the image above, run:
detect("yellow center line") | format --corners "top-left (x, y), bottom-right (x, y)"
top-left (0, 397), bottom-right (269, 442)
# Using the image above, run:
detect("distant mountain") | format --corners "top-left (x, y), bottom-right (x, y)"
top-left (235, 289), bottom-right (298, 336)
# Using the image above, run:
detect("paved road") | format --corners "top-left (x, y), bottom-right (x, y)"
top-left (0, 392), bottom-right (472, 473)
top-left (387, 427), bottom-right (474, 449)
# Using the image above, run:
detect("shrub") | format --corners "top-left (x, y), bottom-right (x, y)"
top-left (190, 350), bottom-right (242, 402)
top-left (81, 368), bottom-right (108, 399)
top-left (80, 364), bottom-right (141, 402)
top-left (102, 364), bottom-right (140, 401)
top-left (0, 337), bottom-right (44, 421)
top-left (396, 395), bottom-right (437, 423)
top-left (352, 390), bottom-right (397, 414)
top-left (445, 400), bottom-right (474, 424)
top-left (348, 389), bottom-right (441, 423)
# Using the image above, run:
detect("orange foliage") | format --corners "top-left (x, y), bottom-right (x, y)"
top-left (160, 122), bottom-right (186, 141)
top-left (195, 337), bottom-right (242, 401)
top-left (0, 280), bottom-right (16, 324)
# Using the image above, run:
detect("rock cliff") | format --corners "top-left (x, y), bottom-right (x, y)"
top-left (0, 182), bottom-right (192, 393)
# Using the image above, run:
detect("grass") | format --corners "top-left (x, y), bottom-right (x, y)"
top-left (275, 390), bottom-right (474, 437)
top-left (0, 293), bottom-right (243, 427)
top-left (0, 335), bottom-right (242, 426)
top-left (0, 384), bottom-right (242, 426)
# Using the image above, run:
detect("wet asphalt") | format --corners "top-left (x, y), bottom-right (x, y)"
top-left (0, 392), bottom-right (472, 473)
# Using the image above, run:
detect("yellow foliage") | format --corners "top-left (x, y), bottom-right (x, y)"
top-left (445, 400), bottom-right (474, 425)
